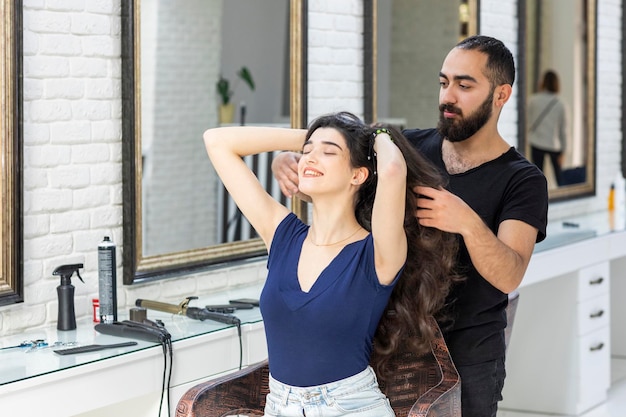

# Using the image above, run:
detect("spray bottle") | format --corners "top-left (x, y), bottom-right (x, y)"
top-left (53, 263), bottom-right (85, 331)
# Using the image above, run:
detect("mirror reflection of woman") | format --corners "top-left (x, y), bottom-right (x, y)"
top-left (203, 112), bottom-right (457, 416)
top-left (527, 70), bottom-right (569, 186)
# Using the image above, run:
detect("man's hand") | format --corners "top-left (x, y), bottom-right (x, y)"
top-left (414, 185), bottom-right (476, 235)
top-left (414, 185), bottom-right (537, 293)
top-left (271, 151), bottom-right (301, 198)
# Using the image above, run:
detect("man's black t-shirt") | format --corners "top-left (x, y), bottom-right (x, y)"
top-left (404, 128), bottom-right (548, 366)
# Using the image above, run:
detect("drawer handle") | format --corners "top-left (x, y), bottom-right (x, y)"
top-left (589, 343), bottom-right (605, 352)
top-left (589, 310), bottom-right (605, 319)
top-left (589, 277), bottom-right (604, 285)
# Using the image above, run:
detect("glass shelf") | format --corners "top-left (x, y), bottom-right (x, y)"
top-left (0, 284), bottom-right (264, 386)
top-left (535, 210), bottom-right (625, 253)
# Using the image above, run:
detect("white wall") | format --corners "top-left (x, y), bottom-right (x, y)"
top-left (0, 0), bottom-right (622, 336)
top-left (307, 0), bottom-right (364, 119)
top-left (15, 0), bottom-right (125, 332)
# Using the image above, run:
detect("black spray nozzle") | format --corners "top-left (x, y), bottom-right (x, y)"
top-left (53, 263), bottom-right (85, 285)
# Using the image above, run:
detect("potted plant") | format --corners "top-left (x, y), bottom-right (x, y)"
top-left (217, 66), bottom-right (255, 124)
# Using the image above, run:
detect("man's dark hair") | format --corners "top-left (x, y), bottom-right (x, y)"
top-left (456, 35), bottom-right (515, 88)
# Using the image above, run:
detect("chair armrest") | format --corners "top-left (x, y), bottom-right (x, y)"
top-left (407, 319), bottom-right (461, 417)
top-left (375, 317), bottom-right (461, 417)
top-left (175, 360), bottom-right (270, 417)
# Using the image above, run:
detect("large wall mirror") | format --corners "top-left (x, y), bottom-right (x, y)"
top-left (0, 0), bottom-right (22, 306)
top-left (364, 0), bottom-right (478, 125)
top-left (122, 0), bottom-right (307, 284)
top-left (519, 0), bottom-right (596, 201)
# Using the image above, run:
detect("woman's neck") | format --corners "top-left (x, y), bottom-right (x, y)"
top-left (308, 199), bottom-right (364, 245)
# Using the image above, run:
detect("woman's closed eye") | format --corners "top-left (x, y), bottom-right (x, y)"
top-left (302, 145), bottom-right (339, 156)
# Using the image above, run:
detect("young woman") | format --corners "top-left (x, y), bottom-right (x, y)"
top-left (203, 112), bottom-right (457, 417)
top-left (528, 69), bottom-right (569, 186)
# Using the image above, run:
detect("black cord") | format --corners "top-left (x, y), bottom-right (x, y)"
top-left (147, 314), bottom-right (241, 415)
top-left (95, 320), bottom-right (173, 417)
top-left (237, 321), bottom-right (243, 370)
top-left (157, 341), bottom-right (167, 417)
top-left (156, 332), bottom-right (173, 417)
top-left (166, 338), bottom-right (173, 416)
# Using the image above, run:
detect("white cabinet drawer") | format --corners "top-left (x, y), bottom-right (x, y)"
top-left (577, 293), bottom-right (610, 335)
top-left (577, 326), bottom-right (610, 413)
top-left (577, 262), bottom-right (609, 301)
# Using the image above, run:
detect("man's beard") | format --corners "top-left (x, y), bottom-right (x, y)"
top-left (437, 93), bottom-right (493, 143)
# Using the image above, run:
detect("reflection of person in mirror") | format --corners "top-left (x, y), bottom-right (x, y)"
top-left (203, 112), bottom-right (459, 417)
top-left (527, 70), bottom-right (569, 186)
top-left (271, 36), bottom-right (549, 417)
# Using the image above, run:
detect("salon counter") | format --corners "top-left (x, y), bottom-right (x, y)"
top-left (0, 285), bottom-right (267, 417)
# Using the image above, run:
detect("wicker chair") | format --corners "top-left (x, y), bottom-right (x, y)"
top-left (175, 316), bottom-right (461, 417)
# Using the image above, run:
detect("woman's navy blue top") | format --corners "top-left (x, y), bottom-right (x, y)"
top-left (260, 213), bottom-right (400, 387)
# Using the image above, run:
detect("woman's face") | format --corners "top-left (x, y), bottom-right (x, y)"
top-left (298, 127), bottom-right (358, 197)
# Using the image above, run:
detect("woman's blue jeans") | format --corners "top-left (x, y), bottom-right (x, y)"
top-left (263, 366), bottom-right (394, 417)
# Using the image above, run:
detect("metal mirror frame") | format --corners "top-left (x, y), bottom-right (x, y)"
top-left (0, 0), bottom-right (23, 306)
top-left (517, 0), bottom-right (597, 202)
top-left (121, 0), bottom-right (308, 284)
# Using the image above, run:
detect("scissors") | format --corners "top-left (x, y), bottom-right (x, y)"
top-left (0, 339), bottom-right (48, 351)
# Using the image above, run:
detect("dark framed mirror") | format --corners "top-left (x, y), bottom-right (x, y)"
top-left (0, 0), bottom-right (23, 306)
top-left (364, 0), bottom-right (479, 125)
top-left (122, 0), bottom-right (307, 284)
top-left (518, 0), bottom-right (596, 201)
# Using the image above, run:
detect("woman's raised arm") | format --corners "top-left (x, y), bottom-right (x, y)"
top-left (370, 131), bottom-right (408, 285)
top-left (203, 126), bottom-right (307, 248)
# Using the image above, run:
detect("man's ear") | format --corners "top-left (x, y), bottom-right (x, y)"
top-left (494, 84), bottom-right (512, 107)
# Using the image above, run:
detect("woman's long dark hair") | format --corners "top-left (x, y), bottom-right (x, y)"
top-left (306, 112), bottom-right (461, 377)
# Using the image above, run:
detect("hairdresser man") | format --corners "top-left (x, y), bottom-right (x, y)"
top-left (271, 35), bottom-right (548, 417)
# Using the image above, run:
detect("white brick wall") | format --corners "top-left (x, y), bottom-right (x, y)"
top-left (12, 0), bottom-right (124, 334)
top-left (0, 0), bottom-right (622, 335)
top-left (308, 0), bottom-right (364, 119)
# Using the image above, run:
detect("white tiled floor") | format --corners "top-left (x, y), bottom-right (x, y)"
top-left (498, 358), bottom-right (626, 417)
